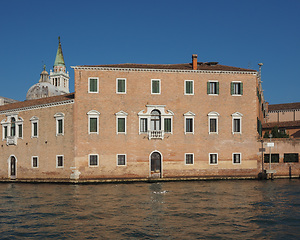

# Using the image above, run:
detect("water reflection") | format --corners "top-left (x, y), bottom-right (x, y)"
top-left (0, 180), bottom-right (299, 239)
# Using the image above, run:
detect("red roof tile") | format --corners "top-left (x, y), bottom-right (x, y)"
top-left (268, 102), bottom-right (300, 111)
top-left (262, 120), bottom-right (300, 129)
top-left (0, 93), bottom-right (75, 112)
top-left (78, 63), bottom-right (256, 72)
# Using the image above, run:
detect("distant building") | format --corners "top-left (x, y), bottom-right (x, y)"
top-left (263, 102), bottom-right (300, 138)
top-left (26, 37), bottom-right (69, 101)
top-left (262, 102), bottom-right (300, 176)
top-left (0, 97), bottom-right (19, 106)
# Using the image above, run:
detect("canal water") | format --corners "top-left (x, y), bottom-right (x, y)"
top-left (0, 179), bottom-right (299, 239)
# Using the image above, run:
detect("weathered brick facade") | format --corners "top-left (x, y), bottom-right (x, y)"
top-left (2, 55), bottom-right (297, 182)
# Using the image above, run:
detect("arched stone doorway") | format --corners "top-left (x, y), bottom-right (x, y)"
top-left (9, 156), bottom-right (17, 179)
top-left (150, 151), bottom-right (162, 178)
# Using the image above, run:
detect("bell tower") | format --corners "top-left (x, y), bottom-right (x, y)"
top-left (49, 37), bottom-right (70, 93)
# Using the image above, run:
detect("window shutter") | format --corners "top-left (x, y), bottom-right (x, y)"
top-left (216, 82), bottom-right (219, 95)
top-left (118, 118), bottom-right (125, 132)
top-left (18, 124), bottom-right (22, 138)
top-left (90, 118), bottom-right (97, 132)
top-left (240, 82), bottom-right (243, 95)
top-left (207, 82), bottom-right (210, 94)
top-left (152, 80), bottom-right (159, 93)
top-left (164, 118), bottom-right (171, 133)
top-left (231, 82), bottom-right (234, 95)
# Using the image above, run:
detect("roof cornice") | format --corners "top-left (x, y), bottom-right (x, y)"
top-left (0, 99), bottom-right (74, 115)
top-left (71, 66), bottom-right (257, 75)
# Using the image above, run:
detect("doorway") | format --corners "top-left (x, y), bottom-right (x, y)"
top-left (150, 151), bottom-right (162, 178)
top-left (10, 156), bottom-right (16, 179)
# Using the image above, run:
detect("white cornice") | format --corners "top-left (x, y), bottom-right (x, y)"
top-left (0, 100), bottom-right (74, 115)
top-left (71, 66), bottom-right (257, 75)
top-left (269, 109), bottom-right (299, 113)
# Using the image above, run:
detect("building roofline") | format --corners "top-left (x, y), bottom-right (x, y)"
top-left (0, 93), bottom-right (74, 114)
top-left (71, 65), bottom-right (257, 75)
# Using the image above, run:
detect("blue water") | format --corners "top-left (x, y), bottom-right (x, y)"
top-left (0, 179), bottom-right (299, 239)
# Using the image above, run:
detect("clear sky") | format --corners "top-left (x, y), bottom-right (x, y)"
top-left (0, 0), bottom-right (299, 104)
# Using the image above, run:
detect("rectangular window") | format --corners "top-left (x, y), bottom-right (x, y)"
top-left (4, 126), bottom-right (8, 139)
top-left (140, 118), bottom-right (148, 133)
top-left (18, 124), bottom-right (22, 138)
top-left (209, 153), bottom-right (218, 165)
top-left (209, 118), bottom-right (217, 133)
top-left (117, 78), bottom-right (126, 94)
top-left (185, 153), bottom-right (194, 165)
top-left (89, 154), bottom-right (99, 167)
top-left (283, 153), bottom-right (299, 163)
top-left (185, 80), bottom-right (194, 95)
top-left (164, 118), bottom-right (172, 133)
top-left (151, 79), bottom-right (161, 94)
top-left (56, 155), bottom-right (64, 168)
top-left (89, 118), bottom-right (98, 133)
top-left (32, 156), bottom-right (38, 168)
top-left (89, 78), bottom-right (98, 93)
top-left (231, 82), bottom-right (243, 95)
top-left (57, 119), bottom-right (63, 135)
top-left (186, 118), bottom-right (193, 133)
top-left (32, 122), bottom-right (38, 137)
top-left (233, 119), bottom-right (241, 133)
top-left (264, 154), bottom-right (280, 163)
top-left (117, 154), bottom-right (126, 166)
top-left (207, 81), bottom-right (219, 95)
top-left (117, 118), bottom-right (126, 133)
top-left (233, 153), bottom-right (241, 164)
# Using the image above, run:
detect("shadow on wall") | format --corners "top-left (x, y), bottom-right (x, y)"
top-left (291, 130), bottom-right (300, 138)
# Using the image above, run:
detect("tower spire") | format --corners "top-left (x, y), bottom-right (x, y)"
top-left (54, 36), bottom-right (66, 68)
top-left (50, 37), bottom-right (70, 93)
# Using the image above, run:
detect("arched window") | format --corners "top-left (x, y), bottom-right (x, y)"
top-left (11, 117), bottom-right (16, 137)
top-left (150, 110), bottom-right (161, 131)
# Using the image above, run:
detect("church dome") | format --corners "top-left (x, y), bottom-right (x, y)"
top-left (26, 82), bottom-right (63, 100)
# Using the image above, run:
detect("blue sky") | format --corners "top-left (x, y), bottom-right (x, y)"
top-left (0, 0), bottom-right (299, 104)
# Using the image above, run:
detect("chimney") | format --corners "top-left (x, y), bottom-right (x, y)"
top-left (192, 54), bottom-right (198, 70)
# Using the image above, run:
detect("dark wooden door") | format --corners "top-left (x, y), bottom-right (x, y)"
top-left (151, 152), bottom-right (161, 173)
top-left (10, 156), bottom-right (16, 177)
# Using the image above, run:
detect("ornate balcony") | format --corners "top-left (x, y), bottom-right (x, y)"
top-left (148, 130), bottom-right (164, 140)
top-left (7, 136), bottom-right (17, 145)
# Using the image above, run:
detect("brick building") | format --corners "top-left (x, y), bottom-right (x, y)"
top-left (262, 102), bottom-right (300, 177)
top-left (0, 40), bottom-right (282, 182)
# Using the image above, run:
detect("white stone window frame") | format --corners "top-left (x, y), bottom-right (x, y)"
top-left (232, 112), bottom-right (243, 134)
top-left (232, 153), bottom-right (242, 164)
top-left (117, 154), bottom-right (127, 166)
top-left (30, 116), bottom-right (39, 138)
top-left (116, 78), bottom-right (127, 94)
top-left (54, 112), bottom-right (65, 136)
top-left (87, 110), bottom-right (100, 134)
top-left (184, 111), bottom-right (195, 134)
top-left (185, 153), bottom-right (194, 165)
top-left (115, 111), bottom-right (128, 135)
top-left (208, 80), bottom-right (219, 95)
top-left (1, 119), bottom-right (9, 140)
top-left (88, 154), bottom-right (99, 167)
top-left (32, 156), bottom-right (39, 168)
top-left (184, 80), bottom-right (194, 95)
top-left (151, 79), bottom-right (161, 95)
top-left (232, 81), bottom-right (242, 96)
top-left (1, 114), bottom-right (23, 140)
top-left (208, 112), bottom-right (219, 134)
top-left (209, 153), bottom-right (218, 165)
top-left (17, 118), bottom-right (24, 139)
top-left (138, 105), bottom-right (174, 134)
top-left (88, 77), bottom-right (99, 93)
top-left (56, 155), bottom-right (64, 168)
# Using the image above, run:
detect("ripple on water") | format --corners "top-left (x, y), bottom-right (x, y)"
top-left (0, 180), bottom-right (299, 239)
